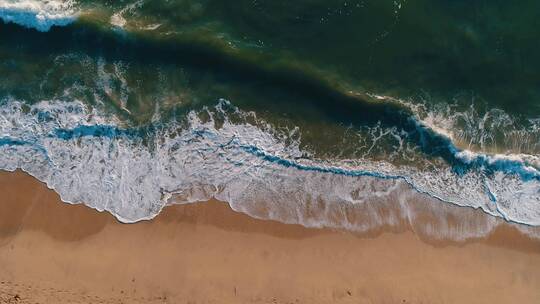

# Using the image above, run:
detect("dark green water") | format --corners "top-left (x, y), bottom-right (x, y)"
top-left (0, 0), bottom-right (539, 234)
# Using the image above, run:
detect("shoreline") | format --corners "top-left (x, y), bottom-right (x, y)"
top-left (3, 168), bottom-right (539, 249)
top-left (1, 170), bottom-right (540, 303)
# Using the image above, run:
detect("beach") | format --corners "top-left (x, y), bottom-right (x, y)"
top-left (2, 1), bottom-right (540, 303)
top-left (0, 170), bottom-right (539, 304)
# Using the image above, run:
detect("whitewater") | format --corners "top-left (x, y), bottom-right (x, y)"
top-left (0, 0), bottom-right (78, 32)
top-left (0, 96), bottom-right (539, 240)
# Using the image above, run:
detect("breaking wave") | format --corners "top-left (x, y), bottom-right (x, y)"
top-left (0, 96), bottom-right (539, 241)
top-left (0, 0), bottom-right (78, 32)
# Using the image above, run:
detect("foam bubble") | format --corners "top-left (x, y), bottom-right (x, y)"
top-left (0, 0), bottom-right (78, 32)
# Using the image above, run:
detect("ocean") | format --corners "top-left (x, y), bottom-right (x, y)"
top-left (1, 0), bottom-right (539, 239)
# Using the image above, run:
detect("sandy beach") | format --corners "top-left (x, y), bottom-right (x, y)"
top-left (0, 170), bottom-right (540, 304)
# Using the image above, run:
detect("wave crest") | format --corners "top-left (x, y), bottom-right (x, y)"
top-left (0, 0), bottom-right (78, 32)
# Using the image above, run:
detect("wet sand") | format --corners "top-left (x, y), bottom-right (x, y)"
top-left (1, 170), bottom-right (540, 303)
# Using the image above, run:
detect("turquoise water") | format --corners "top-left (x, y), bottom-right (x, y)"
top-left (1, 0), bottom-right (539, 238)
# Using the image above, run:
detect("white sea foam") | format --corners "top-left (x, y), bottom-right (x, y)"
top-left (110, 0), bottom-right (144, 28)
top-left (369, 93), bottom-right (540, 155)
top-left (0, 97), bottom-right (539, 240)
top-left (0, 0), bottom-right (78, 32)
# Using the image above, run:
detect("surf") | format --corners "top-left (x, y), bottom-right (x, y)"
top-left (1, 3), bottom-right (539, 241)
top-left (0, 0), bottom-right (79, 32)
top-left (0, 97), bottom-right (539, 239)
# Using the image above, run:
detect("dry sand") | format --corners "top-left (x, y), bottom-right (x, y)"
top-left (1, 170), bottom-right (540, 303)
